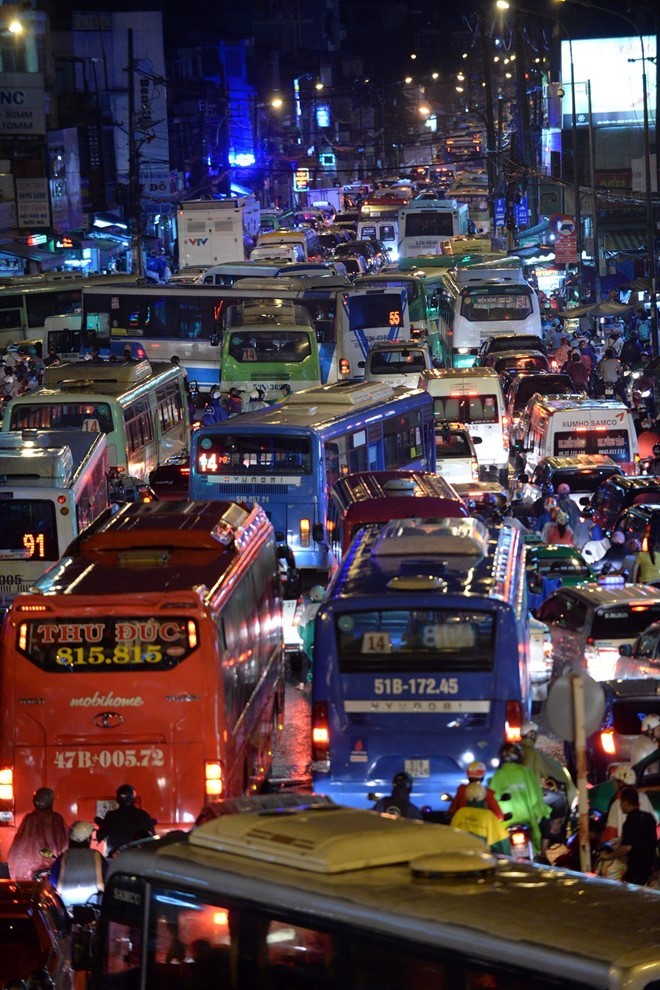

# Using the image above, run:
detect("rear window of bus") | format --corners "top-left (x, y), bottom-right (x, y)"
top-left (432, 395), bottom-right (499, 424)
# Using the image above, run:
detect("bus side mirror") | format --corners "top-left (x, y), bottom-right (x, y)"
top-left (312, 523), bottom-right (325, 543)
top-left (209, 333), bottom-right (221, 347)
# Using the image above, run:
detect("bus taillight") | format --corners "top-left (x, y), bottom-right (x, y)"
top-left (505, 701), bottom-right (523, 743)
top-left (0, 768), bottom-right (14, 825)
top-left (311, 702), bottom-right (330, 764)
top-left (600, 728), bottom-right (616, 755)
top-left (300, 519), bottom-right (311, 547)
top-left (205, 761), bottom-right (224, 798)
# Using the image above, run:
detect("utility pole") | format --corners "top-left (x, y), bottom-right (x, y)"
top-left (127, 28), bottom-right (143, 276)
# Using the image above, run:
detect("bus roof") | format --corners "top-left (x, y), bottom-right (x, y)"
top-left (225, 299), bottom-right (313, 328)
top-left (6, 361), bottom-right (181, 406)
top-left (203, 381), bottom-right (428, 433)
top-left (231, 275), bottom-right (351, 292)
top-left (333, 470), bottom-right (466, 510)
top-left (0, 430), bottom-right (106, 489)
top-left (329, 516), bottom-right (521, 601)
top-left (24, 501), bottom-right (270, 601)
top-left (107, 808), bottom-right (660, 988)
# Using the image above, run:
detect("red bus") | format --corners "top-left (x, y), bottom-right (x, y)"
top-left (326, 470), bottom-right (468, 563)
top-left (0, 500), bottom-right (285, 858)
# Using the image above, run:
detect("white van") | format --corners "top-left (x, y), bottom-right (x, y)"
top-left (419, 366), bottom-right (509, 483)
top-left (357, 219), bottom-right (399, 261)
top-left (250, 243), bottom-right (305, 263)
top-left (362, 340), bottom-right (435, 388)
top-left (514, 396), bottom-right (639, 478)
top-left (256, 228), bottom-right (323, 262)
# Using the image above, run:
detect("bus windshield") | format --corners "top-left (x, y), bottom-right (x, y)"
top-left (226, 331), bottom-right (312, 363)
top-left (196, 435), bottom-right (312, 475)
top-left (335, 608), bottom-right (495, 672)
top-left (0, 500), bottom-right (58, 560)
top-left (461, 287), bottom-right (533, 321)
top-left (404, 213), bottom-right (455, 237)
top-left (349, 294), bottom-right (404, 330)
top-left (9, 402), bottom-right (114, 433)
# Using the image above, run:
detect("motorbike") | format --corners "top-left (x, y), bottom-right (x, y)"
top-left (507, 822), bottom-right (535, 861)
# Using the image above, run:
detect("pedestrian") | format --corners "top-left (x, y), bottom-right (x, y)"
top-left (599, 786), bottom-right (657, 885)
top-left (94, 784), bottom-right (156, 856)
top-left (555, 483), bottom-right (580, 529)
top-left (49, 820), bottom-right (107, 911)
top-left (448, 760), bottom-right (504, 820)
top-left (542, 509), bottom-right (574, 546)
top-left (600, 764), bottom-right (657, 844)
top-left (450, 782), bottom-right (512, 854)
top-left (630, 517), bottom-right (660, 584)
top-left (7, 787), bottom-right (68, 880)
top-left (489, 743), bottom-right (551, 857)
top-left (296, 584), bottom-right (324, 690)
top-left (372, 771), bottom-right (424, 820)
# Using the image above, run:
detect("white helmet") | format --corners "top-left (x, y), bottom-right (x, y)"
top-left (465, 782), bottom-right (487, 804)
top-left (521, 720), bottom-right (539, 738)
top-left (70, 820), bottom-right (94, 843)
top-left (641, 714), bottom-right (660, 734)
top-left (309, 585), bottom-right (325, 603)
top-left (612, 765), bottom-right (636, 786)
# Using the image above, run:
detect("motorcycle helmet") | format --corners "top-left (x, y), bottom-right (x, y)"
top-left (69, 820), bottom-right (94, 843)
top-left (641, 714), bottom-right (660, 734)
top-left (309, 585), bottom-right (325, 603)
top-left (499, 742), bottom-right (523, 764)
top-left (557, 483), bottom-right (571, 496)
top-left (521, 720), bottom-right (539, 739)
top-left (612, 765), bottom-right (636, 786)
top-left (392, 771), bottom-right (413, 793)
top-left (116, 783), bottom-right (136, 806)
top-left (589, 524), bottom-right (604, 541)
top-left (544, 497), bottom-right (558, 511)
top-left (555, 510), bottom-right (569, 526)
top-left (466, 760), bottom-right (487, 780)
top-left (33, 787), bottom-right (55, 811)
top-left (653, 443), bottom-right (660, 457)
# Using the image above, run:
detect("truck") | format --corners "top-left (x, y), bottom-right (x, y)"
top-left (177, 196), bottom-right (261, 267)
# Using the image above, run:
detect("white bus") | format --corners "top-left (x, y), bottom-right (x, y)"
top-left (0, 429), bottom-right (110, 611)
top-left (87, 802), bottom-right (660, 990)
top-left (2, 359), bottom-right (189, 480)
top-left (438, 262), bottom-right (543, 367)
top-left (397, 200), bottom-right (469, 259)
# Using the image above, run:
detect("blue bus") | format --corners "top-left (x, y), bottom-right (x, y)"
top-left (189, 381), bottom-right (436, 576)
top-left (311, 516), bottom-right (531, 814)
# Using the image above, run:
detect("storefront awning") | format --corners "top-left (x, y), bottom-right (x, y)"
top-left (0, 243), bottom-right (62, 271)
top-left (603, 232), bottom-right (646, 255)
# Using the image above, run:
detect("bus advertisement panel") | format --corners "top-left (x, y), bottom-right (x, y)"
top-left (189, 381), bottom-right (436, 576)
top-left (0, 501), bottom-right (285, 856)
top-left (0, 430), bottom-right (110, 612)
top-left (311, 517), bottom-right (531, 813)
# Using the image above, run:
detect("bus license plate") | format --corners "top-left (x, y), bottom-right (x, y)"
top-left (404, 759), bottom-right (430, 778)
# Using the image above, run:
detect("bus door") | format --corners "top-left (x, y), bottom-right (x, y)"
top-left (341, 289), bottom-right (408, 378)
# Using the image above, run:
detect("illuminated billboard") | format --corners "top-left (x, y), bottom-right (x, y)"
top-left (560, 36), bottom-right (656, 128)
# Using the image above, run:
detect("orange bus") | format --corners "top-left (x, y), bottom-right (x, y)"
top-left (326, 470), bottom-right (468, 563)
top-left (0, 500), bottom-right (285, 858)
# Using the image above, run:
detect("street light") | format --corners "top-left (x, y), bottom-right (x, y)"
top-left (554, 0), bottom-right (657, 349)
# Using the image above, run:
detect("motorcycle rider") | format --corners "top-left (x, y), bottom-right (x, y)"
top-left (595, 348), bottom-right (626, 404)
top-left (450, 783), bottom-right (511, 854)
top-left (7, 787), bottom-right (68, 880)
top-left (489, 742), bottom-right (551, 857)
top-left (372, 771), bottom-right (424, 820)
top-left (600, 764), bottom-right (658, 844)
top-left (598, 786), bottom-right (657, 885)
top-left (49, 820), bottom-right (107, 912)
top-left (448, 760), bottom-right (504, 819)
top-left (520, 721), bottom-right (576, 850)
top-left (95, 784), bottom-right (157, 856)
top-left (630, 714), bottom-right (660, 772)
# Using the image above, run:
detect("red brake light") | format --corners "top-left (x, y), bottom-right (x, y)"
top-left (505, 700), bottom-right (523, 743)
top-left (600, 728), bottom-right (616, 756)
top-left (311, 701), bottom-right (330, 762)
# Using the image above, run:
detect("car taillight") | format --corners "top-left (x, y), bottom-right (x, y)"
top-left (312, 701), bottom-right (330, 763)
top-left (0, 768), bottom-right (15, 826)
top-left (205, 761), bottom-right (224, 799)
top-left (505, 700), bottom-right (523, 743)
top-left (339, 358), bottom-right (350, 376)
